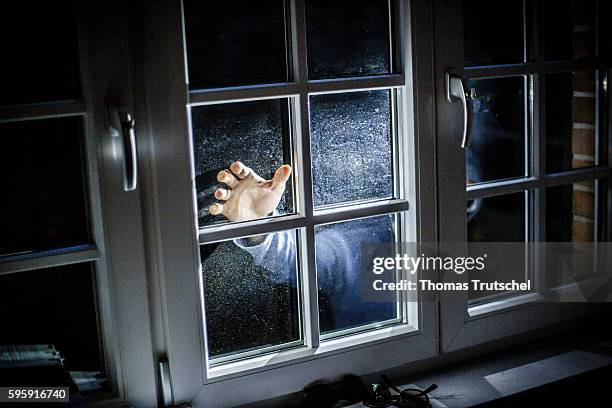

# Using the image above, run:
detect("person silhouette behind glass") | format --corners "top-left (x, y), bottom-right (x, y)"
top-left (208, 161), bottom-right (396, 334)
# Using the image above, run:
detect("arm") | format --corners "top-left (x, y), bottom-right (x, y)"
top-left (234, 230), bottom-right (297, 285)
top-left (210, 161), bottom-right (296, 284)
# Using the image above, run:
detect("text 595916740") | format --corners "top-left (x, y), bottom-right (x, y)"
top-left (0, 387), bottom-right (69, 403)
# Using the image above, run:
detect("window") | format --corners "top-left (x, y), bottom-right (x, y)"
top-left (145, 0), bottom-right (436, 405)
top-left (462, 0), bottom-right (608, 307)
top-left (183, 0), bottom-right (412, 364)
top-left (436, 0), bottom-right (610, 353)
top-left (0, 2), bottom-right (156, 405)
top-left (0, 3), bottom-right (107, 398)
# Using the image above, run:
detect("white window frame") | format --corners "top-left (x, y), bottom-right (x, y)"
top-left (140, 0), bottom-right (438, 406)
top-left (434, 0), bottom-right (611, 353)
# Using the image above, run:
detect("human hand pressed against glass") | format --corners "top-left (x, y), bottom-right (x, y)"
top-left (209, 161), bottom-right (291, 222)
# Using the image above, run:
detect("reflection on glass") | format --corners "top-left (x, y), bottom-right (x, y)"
top-left (191, 99), bottom-right (294, 226)
top-left (0, 0), bottom-right (80, 105)
top-left (183, 0), bottom-right (289, 89)
top-left (546, 72), bottom-right (597, 173)
top-left (467, 192), bottom-right (527, 302)
top-left (542, 0), bottom-right (596, 61)
top-left (0, 117), bottom-right (90, 257)
top-left (464, 0), bottom-right (525, 67)
top-left (0, 263), bottom-right (106, 392)
top-left (468, 192), bottom-right (526, 243)
top-left (546, 182), bottom-right (595, 242)
top-left (305, 0), bottom-right (391, 79)
top-left (310, 90), bottom-right (393, 207)
top-left (545, 181), bottom-right (597, 287)
top-left (201, 231), bottom-right (301, 358)
top-left (315, 214), bottom-right (398, 334)
top-left (466, 77), bottom-right (526, 184)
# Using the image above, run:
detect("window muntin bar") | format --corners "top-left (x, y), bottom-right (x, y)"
top-left (0, 101), bottom-right (87, 124)
top-left (0, 245), bottom-right (99, 276)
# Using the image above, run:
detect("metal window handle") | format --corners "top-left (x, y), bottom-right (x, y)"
top-left (108, 107), bottom-right (138, 191)
top-left (445, 71), bottom-right (473, 148)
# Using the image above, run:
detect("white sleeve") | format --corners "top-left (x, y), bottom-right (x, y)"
top-left (234, 230), bottom-right (297, 285)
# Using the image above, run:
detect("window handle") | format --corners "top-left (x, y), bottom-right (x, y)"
top-left (108, 107), bottom-right (138, 191)
top-left (445, 71), bottom-right (474, 148)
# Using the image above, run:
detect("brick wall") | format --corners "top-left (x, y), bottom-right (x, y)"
top-left (570, 2), bottom-right (596, 242)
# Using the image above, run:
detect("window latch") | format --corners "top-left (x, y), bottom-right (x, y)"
top-left (445, 70), bottom-right (474, 148)
top-left (107, 107), bottom-right (138, 191)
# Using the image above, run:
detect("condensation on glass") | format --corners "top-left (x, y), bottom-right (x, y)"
top-left (542, 0), bottom-right (596, 61)
top-left (463, 0), bottom-right (525, 67)
top-left (200, 230), bottom-right (301, 358)
top-left (0, 117), bottom-right (90, 257)
top-left (310, 90), bottom-right (394, 208)
top-left (183, 0), bottom-right (289, 89)
top-left (546, 181), bottom-right (596, 242)
top-left (466, 76), bottom-right (527, 185)
top-left (191, 99), bottom-right (294, 226)
top-left (467, 192), bottom-right (527, 302)
top-left (305, 0), bottom-right (392, 79)
top-left (0, 0), bottom-right (80, 105)
top-left (315, 214), bottom-right (398, 335)
top-left (546, 71), bottom-right (597, 173)
top-left (0, 263), bottom-right (105, 385)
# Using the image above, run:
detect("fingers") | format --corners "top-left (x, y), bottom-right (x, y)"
top-left (209, 203), bottom-right (224, 215)
top-left (217, 170), bottom-right (238, 187)
top-left (230, 161), bottom-right (251, 179)
top-left (215, 188), bottom-right (231, 200)
top-left (271, 165), bottom-right (292, 189)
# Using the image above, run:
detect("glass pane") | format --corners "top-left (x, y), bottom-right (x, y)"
top-left (0, 1), bottom-right (80, 105)
top-left (0, 117), bottom-right (90, 257)
top-left (467, 76), bottom-right (527, 185)
top-left (0, 263), bottom-right (106, 393)
top-left (201, 230), bottom-right (301, 358)
top-left (464, 0), bottom-right (525, 67)
top-left (191, 99), bottom-right (294, 227)
top-left (546, 71), bottom-right (597, 173)
top-left (315, 214), bottom-right (398, 335)
top-left (305, 0), bottom-right (391, 79)
top-left (467, 192), bottom-right (527, 303)
top-left (546, 181), bottom-right (595, 242)
top-left (183, 0), bottom-right (289, 89)
top-left (467, 192), bottom-right (526, 242)
top-left (542, 0), bottom-right (596, 61)
top-left (310, 90), bottom-right (393, 207)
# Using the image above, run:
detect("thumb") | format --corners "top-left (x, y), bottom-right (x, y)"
top-left (271, 165), bottom-right (292, 189)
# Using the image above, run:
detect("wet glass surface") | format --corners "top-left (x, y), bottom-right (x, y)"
top-left (305, 0), bottom-right (391, 79)
top-left (466, 76), bottom-right (527, 185)
top-left (191, 99), bottom-right (294, 226)
top-left (0, 117), bottom-right (90, 257)
top-left (464, 0), bottom-right (525, 67)
top-left (200, 231), bottom-right (301, 358)
top-left (315, 214), bottom-right (398, 334)
top-left (184, 0), bottom-right (289, 89)
top-left (310, 90), bottom-right (393, 207)
top-left (542, 0), bottom-right (596, 61)
top-left (546, 181), bottom-right (596, 242)
top-left (546, 72), bottom-right (597, 173)
top-left (0, 1), bottom-right (80, 105)
top-left (0, 263), bottom-right (103, 373)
